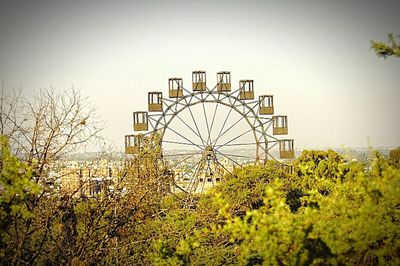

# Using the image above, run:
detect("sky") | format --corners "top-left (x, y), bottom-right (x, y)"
top-left (1, 0), bottom-right (400, 151)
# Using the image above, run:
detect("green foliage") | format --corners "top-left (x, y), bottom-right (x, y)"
top-left (149, 150), bottom-right (400, 265)
top-left (214, 162), bottom-right (288, 216)
top-left (286, 150), bottom-right (351, 212)
top-left (2, 141), bottom-right (400, 265)
top-left (293, 149), bottom-right (347, 181)
top-left (222, 181), bottom-right (333, 265)
top-left (0, 131), bottom-right (170, 265)
top-left (389, 147), bottom-right (400, 168)
top-left (371, 33), bottom-right (400, 58)
top-left (314, 156), bottom-right (400, 265)
top-left (0, 135), bottom-right (39, 259)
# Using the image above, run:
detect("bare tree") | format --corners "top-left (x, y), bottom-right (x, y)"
top-left (0, 84), bottom-right (103, 178)
top-left (0, 82), bottom-right (24, 151)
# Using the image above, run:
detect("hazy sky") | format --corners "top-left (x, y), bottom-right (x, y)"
top-left (1, 0), bottom-right (399, 150)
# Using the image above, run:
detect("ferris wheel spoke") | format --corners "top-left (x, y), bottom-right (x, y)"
top-left (214, 127), bottom-right (253, 150)
top-left (173, 112), bottom-right (205, 143)
top-left (172, 182), bottom-right (189, 194)
top-left (207, 94), bottom-right (220, 144)
top-left (214, 149), bottom-right (243, 167)
top-left (164, 151), bottom-right (201, 157)
top-left (170, 165), bottom-right (202, 194)
top-left (218, 153), bottom-right (255, 160)
top-left (185, 158), bottom-right (205, 193)
top-left (212, 101), bottom-right (254, 146)
top-left (192, 159), bottom-right (206, 191)
top-left (162, 140), bottom-right (203, 148)
top-left (212, 107), bottom-right (233, 148)
top-left (213, 158), bottom-right (234, 176)
top-left (183, 95), bottom-right (207, 147)
top-left (219, 142), bottom-right (260, 147)
top-left (214, 92), bottom-right (241, 137)
top-left (213, 107), bottom-right (265, 149)
top-left (214, 120), bottom-right (266, 150)
top-left (167, 151), bottom-right (202, 169)
top-left (212, 113), bottom-right (247, 147)
top-left (200, 161), bottom-right (213, 193)
top-left (165, 127), bottom-right (204, 150)
top-left (202, 99), bottom-right (212, 145)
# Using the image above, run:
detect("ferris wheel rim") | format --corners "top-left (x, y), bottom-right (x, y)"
top-left (149, 89), bottom-right (270, 164)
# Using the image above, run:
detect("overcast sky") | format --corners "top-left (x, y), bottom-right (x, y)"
top-left (1, 0), bottom-right (399, 150)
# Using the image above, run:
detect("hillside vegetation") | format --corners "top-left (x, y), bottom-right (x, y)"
top-left (1, 135), bottom-right (399, 265)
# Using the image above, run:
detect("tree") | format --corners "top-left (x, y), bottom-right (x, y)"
top-left (0, 85), bottom-right (105, 264)
top-left (388, 147), bottom-right (400, 168)
top-left (0, 136), bottom-right (39, 261)
top-left (371, 33), bottom-right (400, 58)
top-left (0, 84), bottom-right (103, 179)
top-left (0, 85), bottom-right (178, 264)
top-left (149, 152), bottom-right (400, 265)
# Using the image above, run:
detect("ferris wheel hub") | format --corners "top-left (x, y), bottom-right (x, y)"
top-left (203, 145), bottom-right (216, 160)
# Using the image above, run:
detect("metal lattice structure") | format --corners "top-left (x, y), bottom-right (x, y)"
top-left (125, 71), bottom-right (295, 194)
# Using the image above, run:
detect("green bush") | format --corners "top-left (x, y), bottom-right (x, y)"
top-left (2, 142), bottom-right (400, 265)
top-left (151, 150), bottom-right (400, 265)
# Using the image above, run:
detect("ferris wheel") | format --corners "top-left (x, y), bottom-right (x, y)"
top-left (124, 71), bottom-right (295, 193)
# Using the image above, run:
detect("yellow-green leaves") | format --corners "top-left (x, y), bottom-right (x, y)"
top-left (0, 135), bottom-right (39, 259)
top-left (371, 33), bottom-right (400, 58)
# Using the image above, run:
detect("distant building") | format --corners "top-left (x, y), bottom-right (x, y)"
top-left (53, 159), bottom-right (124, 197)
